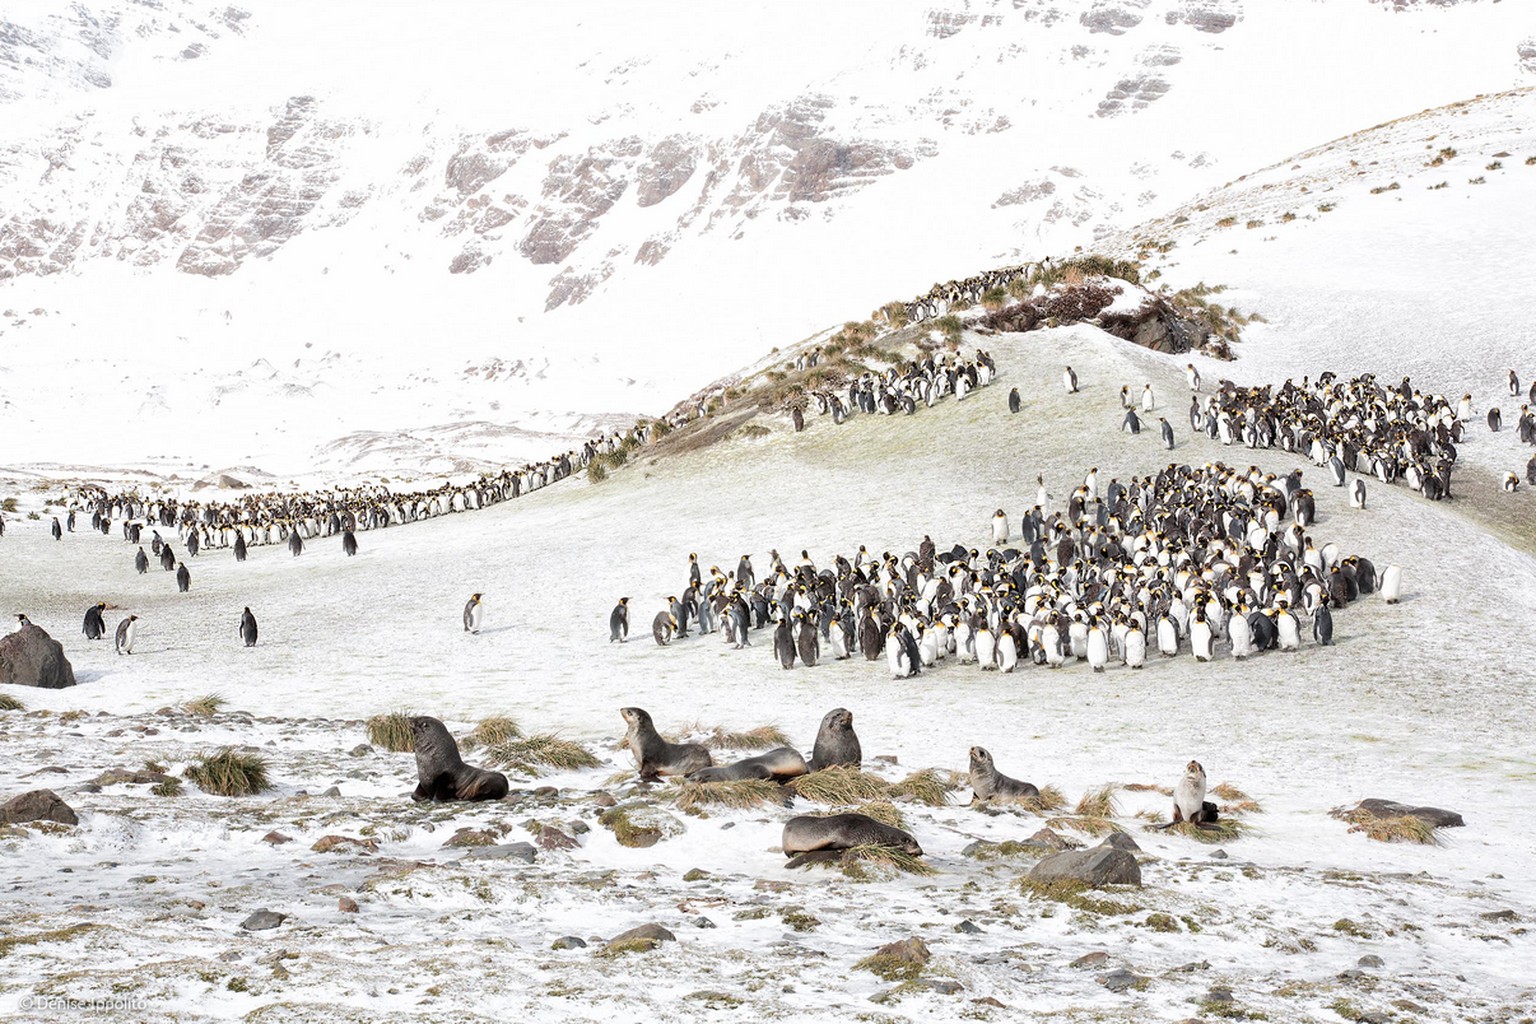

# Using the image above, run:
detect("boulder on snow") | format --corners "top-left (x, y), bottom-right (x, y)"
top-left (1027, 845), bottom-right (1142, 888)
top-left (0, 789), bottom-right (79, 826)
top-left (1349, 799), bottom-right (1464, 830)
top-left (0, 624), bottom-right (77, 689)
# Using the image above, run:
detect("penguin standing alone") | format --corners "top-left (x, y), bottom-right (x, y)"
top-left (234, 533), bottom-right (247, 562)
top-left (1008, 387), bottom-right (1021, 414)
top-left (342, 529), bottom-right (358, 556)
top-left (1160, 417), bottom-right (1175, 450)
top-left (135, 547), bottom-right (149, 574)
top-left (52, 517), bottom-right (62, 541)
top-left (463, 593), bottom-right (484, 633)
top-left (1063, 366), bottom-right (1079, 394)
top-left (82, 602), bottom-right (107, 640)
top-left (115, 614), bottom-right (138, 655)
top-left (240, 607), bottom-right (258, 647)
top-left (176, 562), bottom-right (191, 593)
top-left (609, 597), bottom-right (630, 642)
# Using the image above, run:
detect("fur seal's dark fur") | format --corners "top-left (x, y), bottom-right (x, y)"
top-left (409, 716), bottom-right (509, 802)
top-left (620, 706), bottom-right (712, 781)
top-left (968, 746), bottom-right (1040, 804)
top-left (782, 812), bottom-right (922, 868)
top-left (808, 708), bottom-right (861, 772)
top-left (687, 746), bottom-right (807, 783)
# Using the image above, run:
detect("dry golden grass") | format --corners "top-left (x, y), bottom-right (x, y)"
top-left (789, 766), bottom-right (891, 804)
top-left (835, 845), bottom-right (938, 879)
top-left (669, 778), bottom-right (786, 812)
top-left (366, 710), bottom-right (414, 753)
top-left (1019, 783), bottom-right (1068, 813)
top-left (184, 748), bottom-right (270, 796)
top-left (488, 735), bottom-right (601, 775)
top-left (1123, 782), bottom-right (1174, 796)
top-left (1075, 784), bottom-right (1120, 819)
top-left (674, 723), bottom-right (792, 751)
top-left (1156, 819), bottom-right (1250, 844)
top-left (180, 693), bottom-right (226, 717)
top-left (460, 715), bottom-right (523, 751)
top-left (886, 768), bottom-right (956, 807)
top-left (0, 692), bottom-right (25, 712)
top-left (837, 800), bottom-right (906, 830)
top-left (1331, 807), bottom-right (1439, 845)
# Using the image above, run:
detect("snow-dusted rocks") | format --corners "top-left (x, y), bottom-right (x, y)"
top-left (1349, 799), bottom-right (1466, 830)
top-left (1027, 842), bottom-right (1143, 888)
top-left (0, 788), bottom-right (78, 826)
top-left (0, 623), bottom-right (76, 689)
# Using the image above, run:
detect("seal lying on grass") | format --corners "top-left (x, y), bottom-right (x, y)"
top-left (687, 746), bottom-right (807, 783)
top-left (781, 812), bottom-right (922, 868)
top-left (409, 716), bottom-right (509, 802)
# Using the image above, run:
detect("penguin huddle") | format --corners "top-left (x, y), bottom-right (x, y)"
top-left (781, 348), bottom-right (998, 426)
top-left (639, 461), bottom-right (1383, 676)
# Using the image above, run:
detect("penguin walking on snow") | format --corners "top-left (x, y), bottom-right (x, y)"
top-left (1008, 387), bottom-right (1021, 414)
top-left (1063, 366), bottom-right (1079, 394)
top-left (1122, 409), bottom-right (1141, 434)
top-left (115, 614), bottom-right (138, 655)
top-left (609, 597), bottom-right (630, 642)
top-left (463, 593), bottom-right (484, 633)
top-left (1159, 417), bottom-right (1175, 450)
top-left (52, 517), bottom-right (62, 541)
top-left (82, 602), bottom-right (107, 640)
top-left (342, 529), bottom-right (358, 556)
top-left (234, 533), bottom-right (247, 562)
top-left (240, 607), bottom-right (258, 647)
top-left (175, 562), bottom-right (191, 593)
top-left (134, 547), bottom-right (149, 574)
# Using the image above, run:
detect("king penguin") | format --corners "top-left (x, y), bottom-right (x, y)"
top-left (1008, 387), bottom-right (1021, 414)
top-left (175, 562), bottom-right (191, 593)
top-left (609, 597), bottom-right (630, 643)
top-left (234, 533), bottom-right (247, 562)
top-left (1063, 366), bottom-right (1079, 394)
top-left (82, 602), bottom-right (107, 640)
top-left (240, 607), bottom-right (258, 647)
top-left (135, 547), bottom-right (149, 574)
top-left (342, 529), bottom-right (358, 556)
top-left (1159, 417), bottom-right (1175, 450)
top-left (463, 593), bottom-right (484, 633)
top-left (115, 614), bottom-right (138, 655)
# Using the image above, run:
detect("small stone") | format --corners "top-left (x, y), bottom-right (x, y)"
top-left (310, 835), bottom-right (378, 854)
top-left (1028, 827), bottom-right (1080, 851)
top-left (321, 786), bottom-right (341, 797)
top-left (602, 923), bottom-right (676, 954)
top-left (337, 898), bottom-right (359, 913)
top-left (694, 916), bottom-right (717, 929)
top-left (1171, 960), bottom-right (1211, 973)
top-left (1209, 849), bottom-right (1229, 859)
top-left (953, 919), bottom-right (983, 934)
top-left (1072, 951), bottom-right (1110, 969)
top-left (1205, 985), bottom-right (1234, 1004)
top-left (568, 820), bottom-right (590, 835)
top-left (1392, 999), bottom-right (1427, 1014)
top-left (1100, 968), bottom-right (1149, 993)
top-left (874, 755), bottom-right (899, 765)
top-left (1358, 955), bottom-right (1385, 968)
top-left (592, 791), bottom-right (617, 808)
top-left (551, 935), bottom-right (587, 950)
top-left (532, 785), bottom-right (559, 800)
top-left (1480, 909), bottom-right (1517, 922)
top-left (260, 832), bottom-right (292, 845)
top-left (912, 979), bottom-right (962, 995)
top-left (537, 825), bottom-right (579, 851)
top-left (973, 997), bottom-right (1007, 1009)
top-left (1099, 832), bottom-right (1140, 853)
top-left (683, 868), bottom-right (710, 882)
top-left (349, 745), bottom-right (372, 757)
top-left (464, 842), bottom-right (537, 863)
top-left (240, 910), bottom-right (285, 931)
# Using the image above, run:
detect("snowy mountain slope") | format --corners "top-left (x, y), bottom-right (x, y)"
top-left (2, 0), bottom-right (1534, 475)
top-left (2, 321), bottom-right (1534, 1022)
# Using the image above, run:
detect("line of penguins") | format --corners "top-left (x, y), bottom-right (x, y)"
top-left (615, 458), bottom-right (1394, 676)
top-left (1188, 369), bottom-right (1536, 500)
top-left (797, 347), bottom-right (1003, 426)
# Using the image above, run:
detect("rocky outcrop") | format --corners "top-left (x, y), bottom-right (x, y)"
top-left (1165, 1), bottom-right (1240, 33)
top-left (1348, 799), bottom-right (1464, 829)
top-left (0, 624), bottom-right (76, 688)
top-left (1081, 2), bottom-right (1149, 36)
top-left (1096, 74), bottom-right (1172, 117)
top-left (0, 788), bottom-right (78, 826)
top-left (1027, 845), bottom-right (1142, 888)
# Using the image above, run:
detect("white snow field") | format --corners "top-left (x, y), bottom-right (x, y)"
top-left (3, 321), bottom-right (1535, 1023)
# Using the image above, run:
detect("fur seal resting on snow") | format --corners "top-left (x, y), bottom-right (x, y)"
top-left (620, 706), bottom-right (712, 781)
top-left (1171, 759), bottom-right (1219, 824)
top-left (409, 716), bottom-right (509, 802)
top-left (968, 746), bottom-right (1040, 805)
top-left (808, 708), bottom-right (862, 772)
top-left (687, 746), bottom-right (807, 783)
top-left (782, 812), bottom-right (923, 868)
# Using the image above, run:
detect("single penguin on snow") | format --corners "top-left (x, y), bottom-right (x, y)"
top-left (239, 607), bottom-right (258, 647)
top-left (1008, 387), bottom-right (1021, 414)
top-left (234, 533), bottom-right (247, 562)
top-left (463, 593), bottom-right (484, 633)
top-left (115, 614), bottom-right (139, 655)
top-left (82, 602), bottom-right (107, 640)
top-left (1159, 416), bottom-right (1175, 450)
top-left (134, 547), bottom-right (149, 574)
top-left (1063, 365), bottom-right (1079, 394)
top-left (609, 597), bottom-right (630, 642)
top-left (175, 562), bottom-right (191, 593)
top-left (342, 529), bottom-right (358, 556)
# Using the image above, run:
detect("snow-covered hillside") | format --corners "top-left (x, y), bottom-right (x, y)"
top-left (3, 0), bottom-right (1534, 474)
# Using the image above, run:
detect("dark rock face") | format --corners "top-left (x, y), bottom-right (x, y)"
top-left (635, 135), bottom-right (698, 208)
top-left (1096, 74), bottom-right (1172, 117)
top-left (1352, 799), bottom-right (1464, 829)
top-left (1081, 4), bottom-right (1146, 36)
top-left (1166, 1), bottom-right (1240, 34)
top-left (1027, 846), bottom-right (1142, 888)
top-left (0, 623), bottom-right (77, 688)
top-left (0, 788), bottom-right (79, 826)
top-left (240, 909), bottom-right (286, 931)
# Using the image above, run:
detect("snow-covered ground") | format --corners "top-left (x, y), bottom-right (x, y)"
top-left (3, 325), bottom-right (1534, 1022)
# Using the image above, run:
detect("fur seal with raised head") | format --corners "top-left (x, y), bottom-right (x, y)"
top-left (808, 708), bottom-right (862, 772)
top-left (409, 716), bottom-right (509, 802)
top-left (687, 746), bottom-right (807, 783)
top-left (620, 706), bottom-right (712, 781)
top-left (1171, 759), bottom-right (1219, 824)
top-left (782, 812), bottom-right (922, 868)
top-left (968, 746), bottom-right (1040, 805)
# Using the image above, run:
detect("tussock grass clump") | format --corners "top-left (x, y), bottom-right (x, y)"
top-left (1018, 784), bottom-right (1068, 813)
top-left (151, 777), bottom-right (183, 797)
top-left (669, 778), bottom-right (786, 812)
top-left (1123, 782), bottom-right (1173, 795)
top-left (838, 800), bottom-right (906, 830)
top-left (677, 723), bottom-right (791, 751)
top-left (1211, 782), bottom-right (1263, 815)
top-left (887, 768), bottom-right (957, 807)
top-left (1156, 819), bottom-right (1250, 844)
top-left (181, 693), bottom-right (226, 717)
top-left (586, 461), bottom-right (608, 483)
top-left (0, 692), bottom-right (24, 712)
top-left (460, 715), bottom-right (523, 751)
top-left (1020, 877), bottom-right (1141, 915)
top-left (366, 710), bottom-right (415, 752)
top-left (488, 735), bottom-right (601, 776)
top-left (184, 748), bottom-right (270, 797)
top-left (1075, 784), bottom-right (1120, 819)
top-left (1332, 808), bottom-right (1439, 845)
top-left (788, 766), bottom-right (891, 804)
top-left (731, 423), bottom-right (771, 441)
top-left (837, 844), bottom-right (938, 879)
top-left (855, 951), bottom-right (926, 982)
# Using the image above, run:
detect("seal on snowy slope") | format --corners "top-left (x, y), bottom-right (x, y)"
top-left (686, 746), bottom-right (808, 784)
top-left (409, 716), bottom-right (509, 802)
top-left (967, 746), bottom-right (1040, 805)
top-left (620, 706), bottom-right (712, 781)
top-left (781, 813), bottom-right (923, 868)
top-left (807, 707), bottom-right (862, 772)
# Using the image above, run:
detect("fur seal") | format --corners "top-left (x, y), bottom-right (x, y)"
top-left (1171, 759), bottom-right (1219, 824)
top-left (782, 813), bottom-right (922, 868)
top-left (620, 706), bottom-right (712, 781)
top-left (968, 746), bottom-right (1040, 804)
top-left (687, 746), bottom-right (807, 783)
top-left (408, 716), bottom-right (509, 802)
top-left (808, 708), bottom-right (862, 772)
